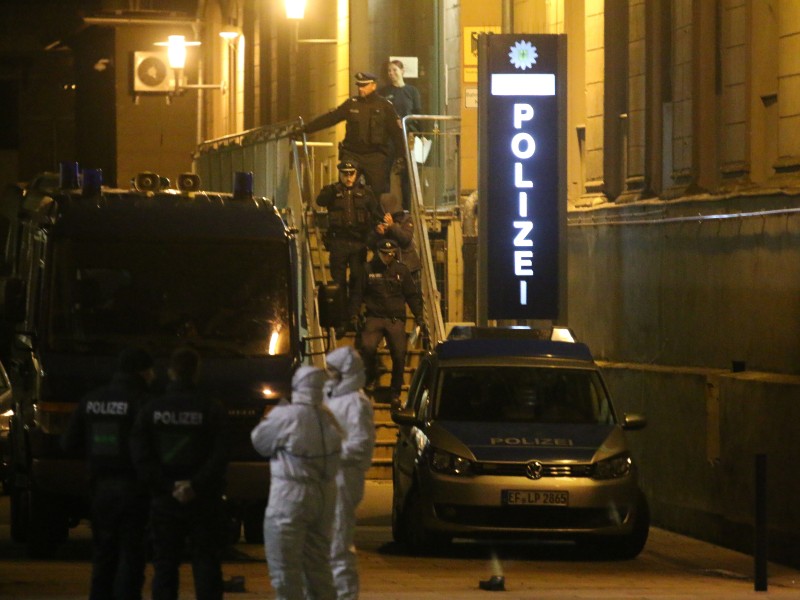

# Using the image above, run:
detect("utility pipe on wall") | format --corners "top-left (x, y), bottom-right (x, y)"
top-left (502, 0), bottom-right (514, 33)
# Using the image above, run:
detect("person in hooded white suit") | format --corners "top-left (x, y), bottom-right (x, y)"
top-left (251, 366), bottom-right (342, 600)
top-left (323, 346), bottom-right (375, 599)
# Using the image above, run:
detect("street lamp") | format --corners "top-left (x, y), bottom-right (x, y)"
top-left (154, 35), bottom-right (226, 94)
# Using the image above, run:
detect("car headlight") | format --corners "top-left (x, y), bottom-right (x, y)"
top-left (34, 402), bottom-right (76, 435)
top-left (429, 448), bottom-right (474, 476)
top-left (0, 409), bottom-right (12, 432)
top-left (592, 453), bottom-right (633, 480)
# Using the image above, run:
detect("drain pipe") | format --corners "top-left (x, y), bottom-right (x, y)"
top-left (194, 0), bottom-right (208, 147)
top-left (502, 0), bottom-right (514, 33)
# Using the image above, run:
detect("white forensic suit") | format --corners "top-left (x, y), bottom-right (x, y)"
top-left (251, 366), bottom-right (343, 600)
top-left (323, 346), bottom-right (376, 599)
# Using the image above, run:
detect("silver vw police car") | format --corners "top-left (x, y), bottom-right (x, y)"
top-left (391, 327), bottom-right (649, 558)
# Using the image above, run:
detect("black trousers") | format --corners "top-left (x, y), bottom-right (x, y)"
top-left (89, 478), bottom-right (149, 600)
top-left (149, 494), bottom-right (225, 600)
top-left (360, 316), bottom-right (407, 393)
top-left (326, 238), bottom-right (367, 321)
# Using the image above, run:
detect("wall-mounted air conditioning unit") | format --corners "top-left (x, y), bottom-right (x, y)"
top-left (132, 51), bottom-right (172, 93)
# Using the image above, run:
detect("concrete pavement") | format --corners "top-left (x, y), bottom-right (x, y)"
top-left (1, 481), bottom-right (799, 598)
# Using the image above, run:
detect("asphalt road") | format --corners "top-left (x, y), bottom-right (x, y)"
top-left (1, 481), bottom-right (799, 599)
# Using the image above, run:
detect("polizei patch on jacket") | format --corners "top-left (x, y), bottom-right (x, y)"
top-left (86, 401), bottom-right (129, 415)
top-left (152, 410), bottom-right (204, 425)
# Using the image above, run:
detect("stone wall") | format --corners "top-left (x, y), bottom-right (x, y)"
top-left (567, 191), bottom-right (800, 567)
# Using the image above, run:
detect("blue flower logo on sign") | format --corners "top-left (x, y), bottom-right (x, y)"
top-left (508, 40), bottom-right (538, 70)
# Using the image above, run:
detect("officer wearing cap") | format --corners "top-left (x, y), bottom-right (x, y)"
top-left (302, 70), bottom-right (406, 196)
top-left (62, 346), bottom-right (156, 600)
top-left (350, 237), bottom-right (424, 400)
top-left (316, 159), bottom-right (382, 333)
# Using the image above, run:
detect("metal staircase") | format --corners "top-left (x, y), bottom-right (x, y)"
top-left (194, 116), bottom-right (458, 480)
top-left (303, 207), bottom-right (426, 479)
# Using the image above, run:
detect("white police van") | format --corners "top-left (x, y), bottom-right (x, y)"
top-left (391, 326), bottom-right (649, 558)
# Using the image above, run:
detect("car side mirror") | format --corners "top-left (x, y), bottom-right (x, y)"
top-left (391, 407), bottom-right (417, 426)
top-left (623, 412), bottom-right (647, 430)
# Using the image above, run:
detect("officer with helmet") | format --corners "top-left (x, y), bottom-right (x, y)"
top-left (302, 71), bottom-right (406, 196)
top-left (350, 238), bottom-right (424, 400)
top-left (316, 159), bottom-right (382, 332)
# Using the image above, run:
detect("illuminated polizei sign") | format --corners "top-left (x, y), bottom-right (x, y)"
top-left (478, 35), bottom-right (566, 321)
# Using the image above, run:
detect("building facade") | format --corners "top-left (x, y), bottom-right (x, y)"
top-left (4, 0), bottom-right (800, 565)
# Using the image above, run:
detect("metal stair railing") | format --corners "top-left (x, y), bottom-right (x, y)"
top-left (402, 115), bottom-right (461, 347)
top-left (290, 124), bottom-right (330, 364)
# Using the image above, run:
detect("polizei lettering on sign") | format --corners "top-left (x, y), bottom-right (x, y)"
top-left (478, 34), bottom-right (567, 321)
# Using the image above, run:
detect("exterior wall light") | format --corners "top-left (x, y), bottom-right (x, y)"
top-left (154, 35), bottom-right (226, 94)
top-left (285, 1), bottom-right (336, 45)
top-left (285, 0), bottom-right (307, 20)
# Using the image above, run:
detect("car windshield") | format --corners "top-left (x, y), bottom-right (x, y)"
top-left (435, 366), bottom-right (615, 424)
top-left (46, 238), bottom-right (292, 357)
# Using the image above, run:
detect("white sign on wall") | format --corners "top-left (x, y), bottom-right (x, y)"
top-left (465, 87), bottom-right (478, 108)
top-left (389, 56), bottom-right (418, 78)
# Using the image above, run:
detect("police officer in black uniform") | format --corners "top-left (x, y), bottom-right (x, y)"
top-left (316, 159), bottom-right (382, 330)
top-left (350, 239), bottom-right (424, 400)
top-left (131, 346), bottom-right (228, 600)
top-left (61, 347), bottom-right (155, 600)
top-left (303, 71), bottom-right (406, 196)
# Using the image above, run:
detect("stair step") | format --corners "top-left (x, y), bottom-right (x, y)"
top-left (366, 463), bottom-right (392, 480)
top-left (307, 219), bottom-right (425, 482)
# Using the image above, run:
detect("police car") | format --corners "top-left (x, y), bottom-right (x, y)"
top-left (390, 326), bottom-right (649, 558)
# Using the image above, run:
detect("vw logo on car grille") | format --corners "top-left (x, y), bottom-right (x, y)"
top-left (525, 461), bottom-right (544, 480)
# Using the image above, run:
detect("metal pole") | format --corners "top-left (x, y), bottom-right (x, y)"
top-left (754, 453), bottom-right (767, 592)
top-left (502, 0), bottom-right (514, 33)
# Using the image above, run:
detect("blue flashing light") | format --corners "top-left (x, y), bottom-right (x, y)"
top-left (233, 171), bottom-right (254, 200)
top-left (81, 168), bottom-right (103, 197)
top-left (59, 161), bottom-right (80, 190)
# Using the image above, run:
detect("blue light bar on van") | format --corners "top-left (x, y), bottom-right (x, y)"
top-left (233, 171), bottom-right (254, 200)
top-left (59, 161), bottom-right (80, 190)
top-left (82, 168), bottom-right (103, 197)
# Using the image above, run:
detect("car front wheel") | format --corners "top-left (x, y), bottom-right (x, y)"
top-left (581, 492), bottom-right (650, 560)
top-left (401, 488), bottom-right (451, 555)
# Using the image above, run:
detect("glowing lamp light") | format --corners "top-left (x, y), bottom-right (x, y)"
top-left (153, 35), bottom-right (224, 95)
top-left (154, 35), bottom-right (201, 70)
top-left (268, 330), bottom-right (281, 355)
top-left (285, 0), bottom-right (306, 19)
top-left (261, 385), bottom-right (279, 399)
top-left (166, 35), bottom-right (186, 69)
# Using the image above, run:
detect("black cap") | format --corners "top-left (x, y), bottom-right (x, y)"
top-left (378, 239), bottom-right (399, 253)
top-left (355, 71), bottom-right (377, 84)
top-left (337, 160), bottom-right (359, 172)
top-left (117, 347), bottom-right (154, 374)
